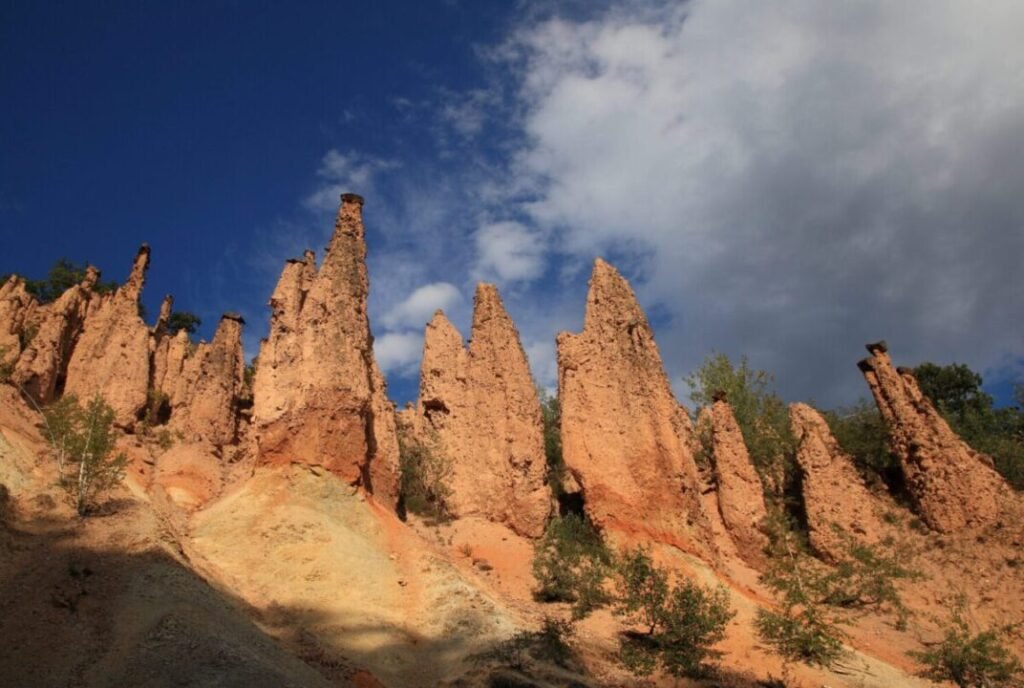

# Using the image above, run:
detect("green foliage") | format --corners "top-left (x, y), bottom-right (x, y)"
top-left (473, 617), bottom-right (577, 672)
top-left (16, 258), bottom-right (117, 304)
top-left (909, 597), bottom-right (1023, 688)
top-left (823, 400), bottom-right (901, 488)
top-left (243, 359), bottom-right (257, 391)
top-left (612, 548), bottom-right (734, 678)
top-left (537, 388), bottom-right (566, 494)
top-left (167, 311), bottom-right (202, 335)
top-left (41, 394), bottom-right (128, 516)
top-left (532, 513), bottom-right (613, 619)
top-left (757, 518), bottom-right (921, 669)
top-left (913, 362), bottom-right (1024, 490)
top-left (396, 425), bottom-right (452, 522)
top-left (143, 389), bottom-right (170, 427)
top-left (685, 353), bottom-right (795, 494)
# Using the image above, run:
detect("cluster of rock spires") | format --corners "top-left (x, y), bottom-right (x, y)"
top-left (1, 193), bottom-right (1016, 553)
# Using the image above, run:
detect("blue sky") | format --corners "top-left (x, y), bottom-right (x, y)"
top-left (3, 0), bottom-right (1023, 408)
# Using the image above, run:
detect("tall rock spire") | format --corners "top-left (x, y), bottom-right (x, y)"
top-left (858, 341), bottom-right (1008, 532)
top-left (63, 245), bottom-right (152, 426)
top-left (408, 284), bottom-right (551, 537)
top-left (557, 259), bottom-right (711, 553)
top-left (253, 194), bottom-right (399, 507)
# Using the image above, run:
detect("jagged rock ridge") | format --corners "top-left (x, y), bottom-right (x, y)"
top-left (252, 194), bottom-right (399, 508)
top-left (557, 258), bottom-right (711, 553)
top-left (406, 284), bottom-right (550, 537)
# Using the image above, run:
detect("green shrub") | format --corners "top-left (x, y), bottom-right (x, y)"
top-left (473, 616), bottom-right (577, 672)
top-left (41, 394), bottom-right (128, 516)
top-left (909, 597), bottom-right (1023, 688)
top-left (532, 513), bottom-right (613, 619)
top-left (9, 259), bottom-right (117, 304)
top-left (396, 425), bottom-right (451, 522)
top-left (167, 311), bottom-right (201, 335)
top-left (613, 548), bottom-right (734, 678)
top-left (823, 400), bottom-right (901, 489)
top-left (757, 519), bottom-right (921, 670)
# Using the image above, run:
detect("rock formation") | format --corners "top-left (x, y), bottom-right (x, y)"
top-left (408, 285), bottom-right (550, 537)
top-left (858, 341), bottom-right (1008, 532)
top-left (789, 402), bottom-right (890, 560)
top-left (12, 268), bottom-right (98, 404)
top-left (253, 194), bottom-right (399, 507)
top-left (557, 259), bottom-right (710, 553)
top-left (699, 398), bottom-right (768, 564)
top-left (63, 246), bottom-right (152, 426)
top-left (0, 276), bottom-right (37, 366)
top-left (166, 313), bottom-right (245, 446)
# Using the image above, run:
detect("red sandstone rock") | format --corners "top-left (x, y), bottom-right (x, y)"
top-left (253, 194), bottom-right (399, 507)
top-left (557, 259), bottom-right (711, 553)
top-left (64, 246), bottom-right (152, 426)
top-left (0, 276), bottom-right (37, 367)
top-left (858, 341), bottom-right (1008, 532)
top-left (789, 402), bottom-right (891, 560)
top-left (167, 314), bottom-right (245, 446)
top-left (703, 399), bottom-right (768, 564)
top-left (12, 269), bottom-right (98, 404)
top-left (408, 285), bottom-right (550, 537)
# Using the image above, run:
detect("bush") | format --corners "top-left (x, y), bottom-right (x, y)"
top-left (473, 616), bottom-right (577, 672)
top-left (41, 394), bottom-right (128, 516)
top-left (396, 425), bottom-right (451, 522)
top-left (537, 388), bottom-right (566, 495)
top-left (757, 519), bottom-right (920, 670)
top-left (5, 259), bottom-right (117, 304)
top-left (532, 513), bottom-right (613, 619)
top-left (167, 311), bottom-right (201, 335)
top-left (909, 597), bottom-right (1023, 688)
top-left (613, 548), bottom-right (734, 678)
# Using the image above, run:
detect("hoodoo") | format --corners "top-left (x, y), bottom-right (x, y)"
top-left (701, 397), bottom-right (768, 565)
top-left (63, 246), bottom-right (153, 426)
top-left (789, 402), bottom-right (890, 560)
top-left (408, 284), bottom-right (550, 537)
top-left (557, 258), bottom-right (711, 552)
top-left (858, 341), bottom-right (1008, 532)
top-left (252, 194), bottom-right (400, 507)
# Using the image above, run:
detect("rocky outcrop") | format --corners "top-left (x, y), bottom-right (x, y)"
top-left (64, 246), bottom-right (152, 426)
top-left (253, 194), bottom-right (399, 508)
top-left (152, 330), bottom-right (190, 401)
top-left (790, 402), bottom-right (890, 560)
top-left (408, 285), bottom-right (550, 537)
top-left (858, 341), bottom-right (1008, 532)
top-left (12, 268), bottom-right (98, 404)
top-left (557, 259), bottom-right (710, 552)
top-left (167, 314), bottom-right (245, 446)
top-left (700, 398), bottom-right (768, 564)
top-left (0, 276), bottom-right (37, 366)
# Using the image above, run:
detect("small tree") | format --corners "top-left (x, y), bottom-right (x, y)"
top-left (532, 513), bottom-right (614, 619)
top-left (167, 311), bottom-right (202, 335)
top-left (12, 258), bottom-right (117, 304)
top-left (909, 597), bottom-right (1023, 688)
top-left (42, 394), bottom-right (128, 515)
top-left (396, 425), bottom-right (452, 522)
top-left (613, 547), bottom-right (735, 678)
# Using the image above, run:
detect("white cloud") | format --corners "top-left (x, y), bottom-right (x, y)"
top-left (303, 149), bottom-right (400, 213)
top-left (491, 0), bottom-right (1024, 404)
top-left (374, 331), bottom-right (424, 377)
top-left (382, 282), bottom-right (463, 330)
top-left (472, 221), bottom-right (546, 284)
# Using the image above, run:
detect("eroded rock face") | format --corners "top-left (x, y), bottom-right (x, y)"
top-left (790, 402), bottom-right (890, 560)
top-left (253, 194), bottom-right (399, 507)
top-left (12, 269), bottom-right (98, 404)
top-left (703, 399), bottom-right (768, 564)
top-left (858, 342), bottom-right (1008, 532)
top-left (409, 285), bottom-right (550, 537)
top-left (0, 276), bottom-right (37, 366)
top-left (557, 259), bottom-right (710, 552)
top-left (64, 246), bottom-right (152, 426)
top-left (167, 314), bottom-right (245, 446)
